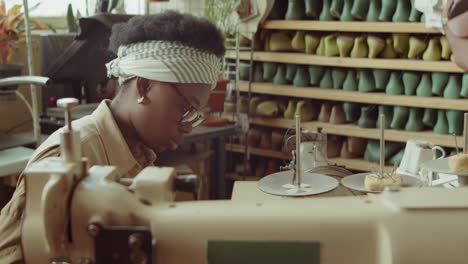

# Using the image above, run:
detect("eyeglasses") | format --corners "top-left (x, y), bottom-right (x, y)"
top-left (169, 83), bottom-right (205, 128)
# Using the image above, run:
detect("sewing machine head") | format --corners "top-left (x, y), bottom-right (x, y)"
top-left (22, 157), bottom-right (468, 264)
top-left (21, 99), bottom-right (468, 264)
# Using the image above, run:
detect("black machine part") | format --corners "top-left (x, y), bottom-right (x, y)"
top-left (40, 14), bottom-right (133, 109)
top-left (90, 224), bottom-right (155, 264)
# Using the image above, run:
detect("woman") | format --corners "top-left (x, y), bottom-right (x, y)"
top-left (0, 10), bottom-right (225, 263)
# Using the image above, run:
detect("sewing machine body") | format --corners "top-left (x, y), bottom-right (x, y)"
top-left (22, 156), bottom-right (468, 264)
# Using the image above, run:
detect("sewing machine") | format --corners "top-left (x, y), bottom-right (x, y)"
top-left (22, 99), bottom-right (468, 264)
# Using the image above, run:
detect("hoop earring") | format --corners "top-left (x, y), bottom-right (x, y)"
top-left (137, 97), bottom-right (144, 104)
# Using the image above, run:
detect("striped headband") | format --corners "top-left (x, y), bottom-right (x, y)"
top-left (106, 40), bottom-right (222, 88)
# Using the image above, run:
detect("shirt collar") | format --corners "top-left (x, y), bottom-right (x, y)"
top-left (92, 100), bottom-right (156, 177)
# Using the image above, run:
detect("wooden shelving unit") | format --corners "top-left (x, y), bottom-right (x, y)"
top-left (239, 83), bottom-right (468, 111)
top-left (226, 51), bottom-right (464, 73)
top-left (223, 115), bottom-right (462, 148)
top-left (224, 19), bottom-right (465, 177)
top-left (261, 21), bottom-right (441, 34)
top-left (226, 143), bottom-right (394, 172)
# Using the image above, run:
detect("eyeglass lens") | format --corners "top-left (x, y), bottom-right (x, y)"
top-left (181, 110), bottom-right (204, 127)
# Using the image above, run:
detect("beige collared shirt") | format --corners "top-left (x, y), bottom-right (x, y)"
top-left (0, 100), bottom-right (156, 263)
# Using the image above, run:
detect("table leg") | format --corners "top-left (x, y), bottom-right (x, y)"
top-left (212, 137), bottom-right (227, 199)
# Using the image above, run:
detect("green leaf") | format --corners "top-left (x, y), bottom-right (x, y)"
top-left (28, 18), bottom-right (45, 30)
top-left (45, 23), bottom-right (56, 33)
top-left (29, 2), bottom-right (41, 13)
top-left (67, 3), bottom-right (78, 32)
top-left (6, 7), bottom-right (23, 28)
top-left (7, 4), bottom-right (21, 17)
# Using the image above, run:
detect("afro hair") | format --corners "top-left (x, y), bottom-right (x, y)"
top-left (109, 10), bottom-right (225, 57)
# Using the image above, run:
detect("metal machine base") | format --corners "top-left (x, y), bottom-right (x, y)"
top-left (257, 170), bottom-right (339, 197)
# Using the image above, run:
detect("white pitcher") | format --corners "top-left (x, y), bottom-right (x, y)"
top-left (397, 140), bottom-right (445, 176)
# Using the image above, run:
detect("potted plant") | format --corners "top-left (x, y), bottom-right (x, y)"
top-left (0, 1), bottom-right (43, 88)
top-left (203, 0), bottom-right (240, 118)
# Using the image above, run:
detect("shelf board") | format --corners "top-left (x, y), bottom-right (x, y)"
top-left (261, 20), bottom-right (441, 34)
top-left (225, 51), bottom-right (464, 73)
top-left (328, 157), bottom-right (394, 172)
top-left (239, 82), bottom-right (468, 111)
top-left (223, 115), bottom-right (462, 148)
top-left (227, 143), bottom-right (291, 160)
top-left (226, 144), bottom-right (393, 172)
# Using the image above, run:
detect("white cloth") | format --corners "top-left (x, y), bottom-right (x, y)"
top-left (415, 0), bottom-right (448, 33)
top-left (239, 0), bottom-right (275, 40)
top-left (106, 41), bottom-right (222, 88)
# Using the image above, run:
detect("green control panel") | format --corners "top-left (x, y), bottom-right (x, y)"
top-left (207, 240), bottom-right (320, 264)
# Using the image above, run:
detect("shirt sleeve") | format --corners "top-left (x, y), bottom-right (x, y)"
top-left (0, 147), bottom-right (60, 264)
